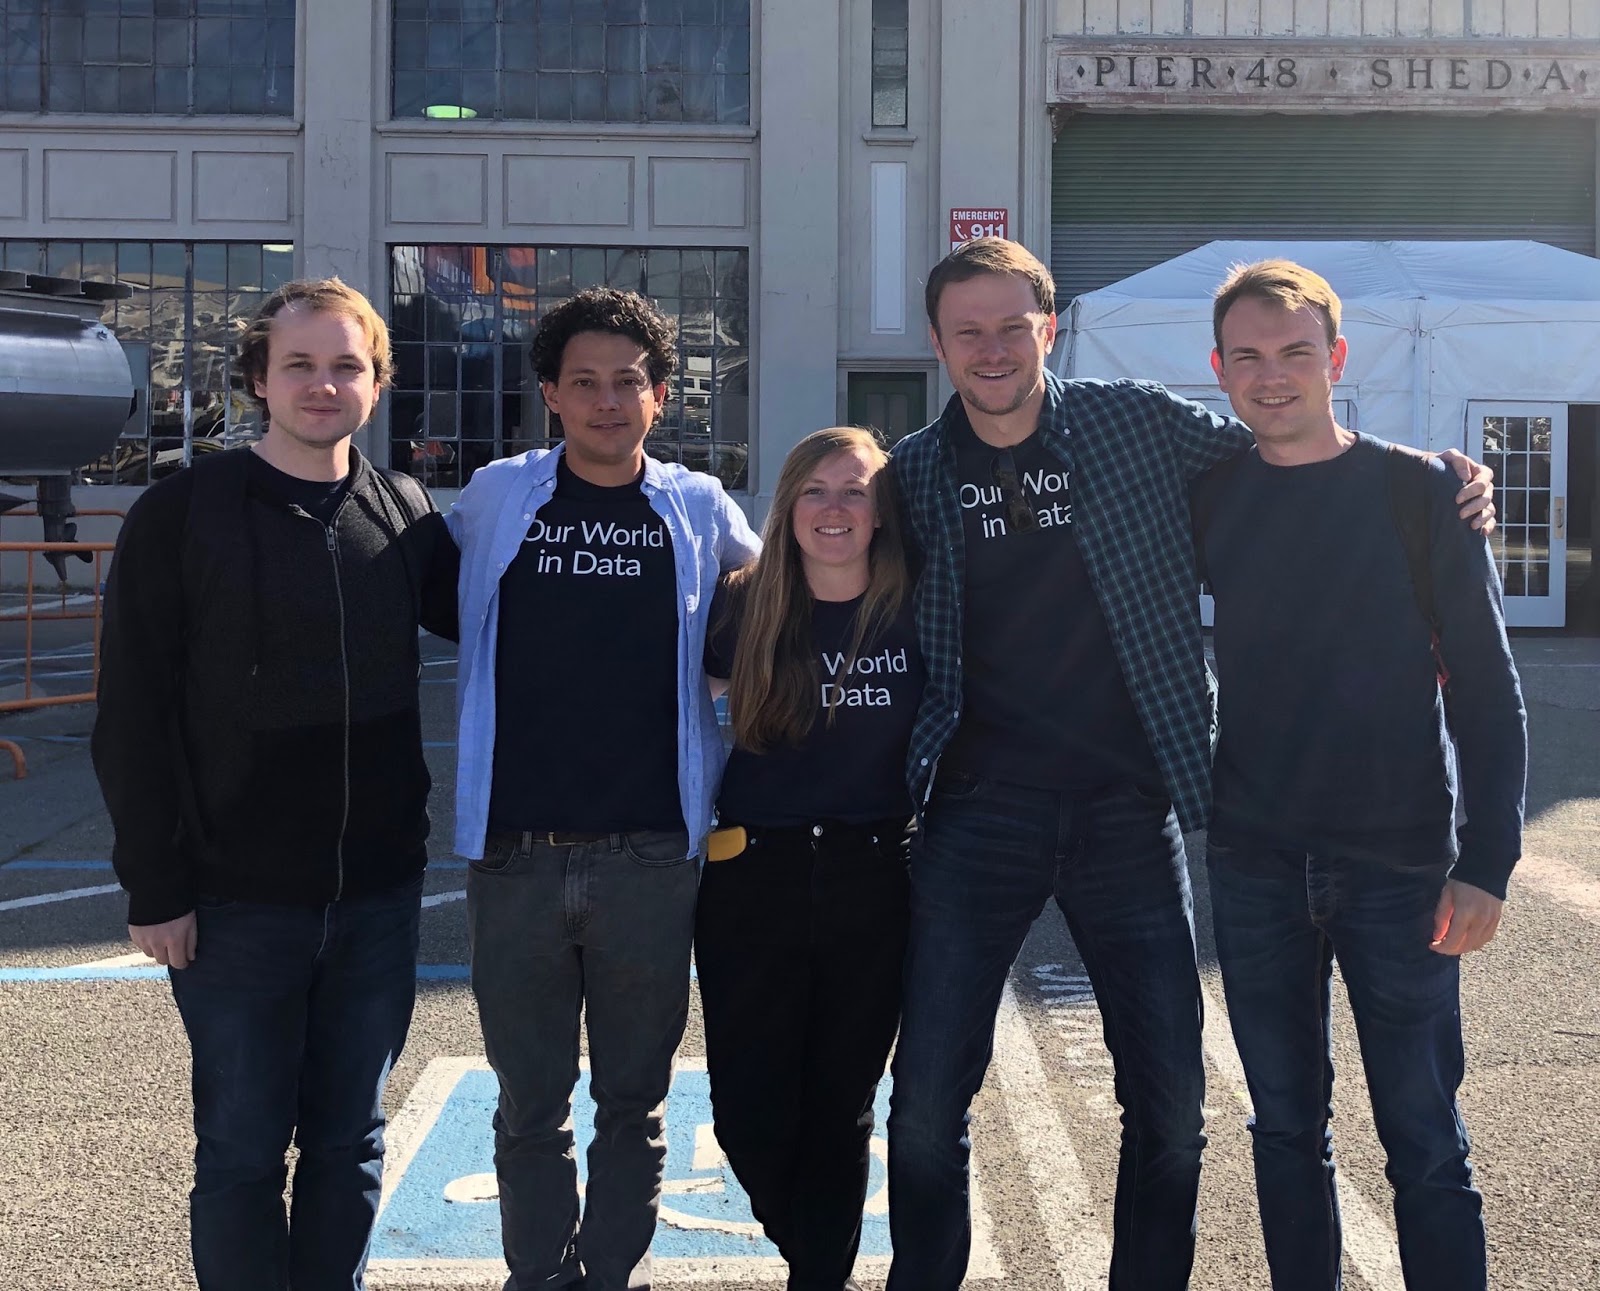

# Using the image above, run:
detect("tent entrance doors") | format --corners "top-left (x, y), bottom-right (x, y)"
top-left (1470, 402), bottom-right (1568, 629)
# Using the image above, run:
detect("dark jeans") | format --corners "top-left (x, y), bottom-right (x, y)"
top-left (695, 819), bottom-right (910, 1291)
top-left (168, 876), bottom-right (423, 1291)
top-left (1207, 841), bottom-right (1484, 1291)
top-left (886, 774), bottom-right (1205, 1291)
top-left (467, 828), bottom-right (698, 1291)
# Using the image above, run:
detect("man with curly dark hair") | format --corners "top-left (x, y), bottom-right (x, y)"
top-left (447, 286), bottom-right (759, 1290)
top-left (527, 285), bottom-right (678, 388)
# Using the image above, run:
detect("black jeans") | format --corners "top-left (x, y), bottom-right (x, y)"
top-left (694, 818), bottom-right (911, 1291)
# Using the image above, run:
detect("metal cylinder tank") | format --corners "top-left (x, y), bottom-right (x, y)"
top-left (0, 271), bottom-right (136, 478)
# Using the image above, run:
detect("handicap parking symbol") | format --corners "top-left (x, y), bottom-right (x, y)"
top-left (370, 1057), bottom-right (893, 1278)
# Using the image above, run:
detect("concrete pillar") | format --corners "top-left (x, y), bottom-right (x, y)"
top-left (754, 0), bottom-right (842, 503)
top-left (934, 0), bottom-right (1026, 405)
top-left (298, 0), bottom-right (379, 293)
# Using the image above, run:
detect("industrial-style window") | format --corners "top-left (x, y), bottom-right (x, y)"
top-left (391, 0), bottom-right (751, 124)
top-left (869, 0), bottom-right (907, 129)
top-left (0, 0), bottom-right (294, 115)
top-left (390, 244), bottom-right (750, 489)
top-left (1, 240), bottom-right (295, 483)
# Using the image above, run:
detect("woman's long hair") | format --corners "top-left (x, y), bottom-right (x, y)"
top-left (724, 426), bottom-right (910, 753)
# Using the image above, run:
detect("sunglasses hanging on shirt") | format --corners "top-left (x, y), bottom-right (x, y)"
top-left (991, 447), bottom-right (1040, 534)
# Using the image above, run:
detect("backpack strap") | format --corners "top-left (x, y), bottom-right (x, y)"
top-left (1384, 442), bottom-right (1450, 692)
top-left (1189, 449), bottom-right (1248, 589)
top-left (181, 447), bottom-right (258, 660)
top-left (1384, 443), bottom-right (1437, 629)
top-left (376, 466), bottom-right (435, 525)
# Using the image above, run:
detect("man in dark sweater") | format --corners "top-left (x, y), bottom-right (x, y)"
top-left (1199, 259), bottom-right (1526, 1291)
top-left (92, 278), bottom-right (458, 1291)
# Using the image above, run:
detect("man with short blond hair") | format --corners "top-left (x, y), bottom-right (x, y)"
top-left (94, 277), bottom-right (458, 1291)
top-left (1199, 259), bottom-right (1525, 1291)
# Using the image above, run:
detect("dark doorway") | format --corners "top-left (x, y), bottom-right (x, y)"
top-left (848, 371), bottom-right (927, 445)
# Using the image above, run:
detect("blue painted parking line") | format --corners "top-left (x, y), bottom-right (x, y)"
top-left (4, 860), bottom-right (113, 870)
top-left (0, 963), bottom-right (473, 983)
top-left (371, 1058), bottom-right (952, 1284)
top-left (1, 859), bottom-right (471, 871)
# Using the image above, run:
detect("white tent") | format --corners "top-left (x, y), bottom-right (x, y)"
top-left (1054, 240), bottom-right (1600, 627)
top-left (1055, 238), bottom-right (1600, 453)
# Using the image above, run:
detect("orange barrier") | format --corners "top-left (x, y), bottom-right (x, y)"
top-left (0, 540), bottom-right (116, 716)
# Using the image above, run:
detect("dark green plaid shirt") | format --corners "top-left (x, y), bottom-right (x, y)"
top-left (892, 371), bottom-right (1251, 832)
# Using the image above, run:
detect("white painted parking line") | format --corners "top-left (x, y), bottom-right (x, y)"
top-left (1514, 853), bottom-right (1600, 926)
top-left (0, 882), bottom-right (121, 913)
top-left (1199, 984), bottom-right (1405, 1291)
top-left (420, 889), bottom-right (466, 909)
top-left (991, 978), bottom-right (1114, 1288)
top-left (76, 951), bottom-right (157, 969)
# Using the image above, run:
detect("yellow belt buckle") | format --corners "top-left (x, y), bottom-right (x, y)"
top-left (706, 825), bottom-right (747, 862)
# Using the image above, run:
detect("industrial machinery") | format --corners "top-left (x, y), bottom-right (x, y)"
top-left (0, 270), bottom-right (136, 579)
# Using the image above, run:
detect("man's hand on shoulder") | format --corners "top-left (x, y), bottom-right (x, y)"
top-left (1437, 448), bottom-right (1497, 536)
top-left (1430, 879), bottom-right (1504, 956)
top-left (130, 912), bottom-right (198, 970)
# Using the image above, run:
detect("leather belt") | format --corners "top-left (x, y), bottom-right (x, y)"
top-left (488, 828), bottom-right (613, 849)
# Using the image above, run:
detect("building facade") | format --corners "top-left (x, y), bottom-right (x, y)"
top-left (1, 0), bottom-right (1595, 539)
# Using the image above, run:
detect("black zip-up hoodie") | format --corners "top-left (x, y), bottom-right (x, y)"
top-left (92, 446), bottom-right (459, 926)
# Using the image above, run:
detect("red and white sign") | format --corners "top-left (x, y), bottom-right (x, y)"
top-left (949, 207), bottom-right (1009, 251)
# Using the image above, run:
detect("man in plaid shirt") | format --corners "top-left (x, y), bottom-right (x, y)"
top-left (882, 239), bottom-right (1492, 1291)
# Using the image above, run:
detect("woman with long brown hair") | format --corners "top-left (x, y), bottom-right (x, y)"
top-left (697, 426), bottom-right (923, 1291)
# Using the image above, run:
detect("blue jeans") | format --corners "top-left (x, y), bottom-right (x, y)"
top-left (168, 876), bottom-right (423, 1291)
top-left (467, 828), bottom-right (699, 1291)
top-left (1207, 841), bottom-right (1484, 1291)
top-left (886, 774), bottom-right (1206, 1291)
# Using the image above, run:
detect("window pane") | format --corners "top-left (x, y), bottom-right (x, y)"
top-left (153, 16), bottom-right (186, 63)
top-left (153, 64), bottom-right (186, 111)
top-left (389, 1), bottom-right (750, 123)
top-left (120, 17), bottom-right (153, 62)
top-left (389, 243), bottom-right (750, 487)
top-left (503, 22), bottom-right (536, 68)
top-left (47, 63), bottom-right (83, 109)
top-left (536, 70), bottom-right (570, 118)
top-left (601, 70), bottom-right (637, 119)
top-left (83, 20), bottom-right (118, 63)
top-left (871, 0), bottom-right (910, 129)
top-left (461, 20), bottom-right (495, 68)
top-left (118, 64), bottom-right (153, 112)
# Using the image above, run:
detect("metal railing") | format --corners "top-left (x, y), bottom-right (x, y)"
top-left (0, 511), bottom-right (124, 779)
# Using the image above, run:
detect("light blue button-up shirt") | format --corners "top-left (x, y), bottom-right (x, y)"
top-left (447, 445), bottom-right (761, 859)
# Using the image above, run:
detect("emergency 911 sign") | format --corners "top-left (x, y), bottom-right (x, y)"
top-left (951, 208), bottom-right (1008, 251)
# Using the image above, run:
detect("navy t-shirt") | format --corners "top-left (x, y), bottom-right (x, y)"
top-left (1202, 434), bottom-right (1525, 891)
top-left (940, 407), bottom-right (1160, 791)
top-left (488, 458), bottom-right (683, 833)
top-left (707, 586), bottom-right (923, 827)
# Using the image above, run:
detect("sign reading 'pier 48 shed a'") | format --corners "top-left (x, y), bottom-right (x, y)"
top-left (1048, 40), bottom-right (1600, 111)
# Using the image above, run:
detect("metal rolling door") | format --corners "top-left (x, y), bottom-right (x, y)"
top-left (1050, 112), bottom-right (1598, 298)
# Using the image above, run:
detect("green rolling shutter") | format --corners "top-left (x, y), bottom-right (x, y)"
top-left (1050, 112), bottom-right (1597, 298)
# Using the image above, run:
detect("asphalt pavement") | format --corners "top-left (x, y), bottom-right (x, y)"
top-left (1, 634), bottom-right (1596, 1290)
